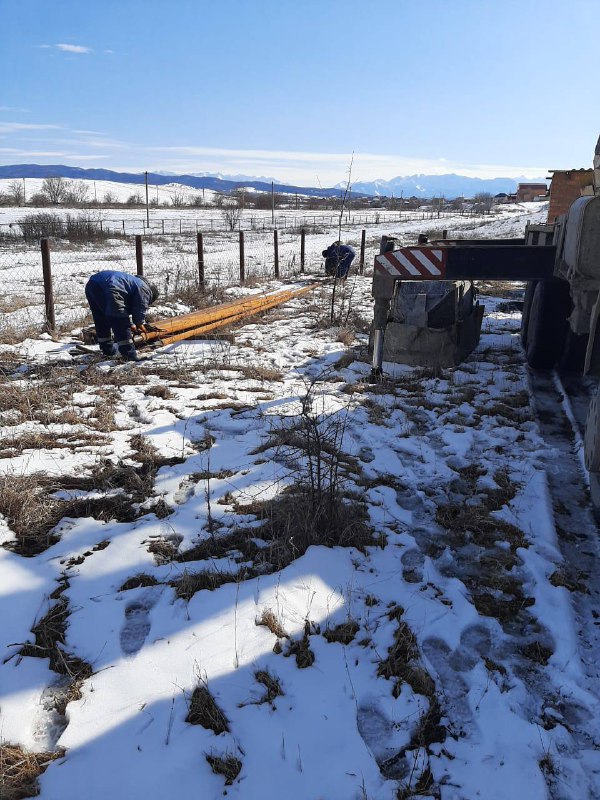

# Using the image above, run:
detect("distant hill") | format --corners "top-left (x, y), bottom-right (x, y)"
top-left (0, 164), bottom-right (548, 199)
top-left (0, 164), bottom-right (359, 199)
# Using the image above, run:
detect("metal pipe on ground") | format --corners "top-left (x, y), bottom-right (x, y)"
top-left (137, 282), bottom-right (322, 348)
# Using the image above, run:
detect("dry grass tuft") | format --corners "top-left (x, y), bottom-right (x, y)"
top-left (435, 502), bottom-right (527, 552)
top-left (171, 568), bottom-right (249, 602)
top-left (175, 529), bottom-right (261, 565)
top-left (336, 327), bottom-right (355, 346)
top-left (378, 618), bottom-right (435, 700)
top-left (323, 620), bottom-right (359, 645)
top-left (237, 487), bottom-right (377, 571)
top-left (118, 574), bottom-right (159, 592)
top-left (0, 744), bottom-right (63, 800)
top-left (256, 608), bottom-right (288, 639)
top-left (144, 384), bottom-right (174, 399)
top-left (205, 753), bottom-right (242, 785)
top-left (147, 537), bottom-right (179, 564)
top-left (0, 470), bottom-right (165, 556)
top-left (284, 622), bottom-right (315, 669)
top-left (254, 669), bottom-right (283, 705)
top-left (520, 641), bottom-right (553, 665)
top-left (186, 685), bottom-right (229, 734)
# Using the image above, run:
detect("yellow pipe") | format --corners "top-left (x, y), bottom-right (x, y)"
top-left (143, 283), bottom-right (320, 348)
top-left (144, 287), bottom-right (316, 339)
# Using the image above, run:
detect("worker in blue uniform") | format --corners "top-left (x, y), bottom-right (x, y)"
top-left (85, 270), bottom-right (159, 361)
top-left (322, 241), bottom-right (356, 280)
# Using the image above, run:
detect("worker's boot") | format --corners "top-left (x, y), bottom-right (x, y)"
top-left (118, 341), bottom-right (141, 362)
top-left (98, 338), bottom-right (117, 357)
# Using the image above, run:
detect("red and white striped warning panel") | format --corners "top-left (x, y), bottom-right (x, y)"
top-left (375, 247), bottom-right (447, 279)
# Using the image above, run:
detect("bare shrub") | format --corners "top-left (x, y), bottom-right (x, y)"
top-left (41, 177), bottom-right (69, 204)
top-left (18, 212), bottom-right (111, 243)
top-left (220, 197), bottom-right (242, 231)
top-left (6, 180), bottom-right (25, 206)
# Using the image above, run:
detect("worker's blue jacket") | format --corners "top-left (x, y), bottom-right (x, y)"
top-left (322, 243), bottom-right (356, 278)
top-left (85, 271), bottom-right (153, 325)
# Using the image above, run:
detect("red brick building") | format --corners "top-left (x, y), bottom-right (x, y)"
top-left (547, 169), bottom-right (594, 222)
top-left (516, 183), bottom-right (548, 202)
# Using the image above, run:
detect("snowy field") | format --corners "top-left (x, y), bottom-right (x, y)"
top-left (0, 197), bottom-right (548, 337)
top-left (1, 201), bottom-right (600, 800)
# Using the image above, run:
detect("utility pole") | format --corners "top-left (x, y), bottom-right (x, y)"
top-left (145, 171), bottom-right (150, 228)
top-left (22, 178), bottom-right (26, 205)
top-left (94, 181), bottom-right (97, 203)
top-left (271, 181), bottom-right (275, 225)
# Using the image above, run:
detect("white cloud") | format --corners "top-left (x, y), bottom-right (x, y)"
top-left (56, 43), bottom-right (92, 54)
top-left (0, 122), bottom-right (62, 134)
top-left (0, 106), bottom-right (29, 113)
top-left (142, 145), bottom-right (547, 184)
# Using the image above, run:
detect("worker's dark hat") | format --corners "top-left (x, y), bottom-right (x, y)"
top-left (149, 283), bottom-right (159, 304)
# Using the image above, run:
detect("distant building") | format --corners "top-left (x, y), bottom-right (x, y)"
top-left (516, 183), bottom-right (548, 203)
top-left (547, 169), bottom-right (594, 222)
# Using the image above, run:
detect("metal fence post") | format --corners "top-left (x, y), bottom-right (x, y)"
top-left (359, 229), bottom-right (366, 274)
top-left (300, 228), bottom-right (306, 274)
top-left (40, 238), bottom-right (56, 330)
top-left (135, 235), bottom-right (144, 276)
top-left (274, 229), bottom-right (279, 278)
top-left (239, 230), bottom-right (245, 283)
top-left (197, 232), bottom-right (205, 291)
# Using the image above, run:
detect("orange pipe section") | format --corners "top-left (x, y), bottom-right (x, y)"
top-left (138, 283), bottom-right (321, 348)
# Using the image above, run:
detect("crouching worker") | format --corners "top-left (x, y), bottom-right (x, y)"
top-left (85, 270), bottom-right (159, 361)
top-left (322, 241), bottom-right (356, 280)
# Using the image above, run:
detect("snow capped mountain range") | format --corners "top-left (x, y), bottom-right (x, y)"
top-left (0, 164), bottom-right (547, 199)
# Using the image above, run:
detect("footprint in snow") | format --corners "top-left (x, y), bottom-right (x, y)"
top-left (119, 590), bottom-right (158, 656)
top-left (422, 637), bottom-right (473, 734)
top-left (356, 695), bottom-right (410, 779)
top-left (173, 477), bottom-right (196, 505)
top-left (401, 548), bottom-right (425, 584)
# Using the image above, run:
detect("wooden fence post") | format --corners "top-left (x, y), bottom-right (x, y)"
top-left (274, 229), bottom-right (279, 278)
top-left (40, 238), bottom-right (56, 330)
top-left (359, 228), bottom-right (366, 274)
top-left (135, 235), bottom-right (144, 276)
top-left (300, 228), bottom-right (306, 274)
top-left (239, 230), bottom-right (245, 283)
top-left (197, 232), bottom-right (205, 291)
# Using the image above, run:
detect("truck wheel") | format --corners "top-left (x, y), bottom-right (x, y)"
top-left (585, 385), bottom-right (600, 472)
top-left (525, 281), bottom-right (571, 370)
top-left (520, 281), bottom-right (537, 349)
top-left (590, 473), bottom-right (600, 523)
top-left (558, 330), bottom-right (588, 374)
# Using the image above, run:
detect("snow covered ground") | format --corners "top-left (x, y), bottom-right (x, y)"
top-left (1, 232), bottom-right (600, 800)
top-left (0, 201), bottom-right (548, 337)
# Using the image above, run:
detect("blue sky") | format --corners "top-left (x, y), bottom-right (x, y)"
top-left (1, 0), bottom-right (599, 186)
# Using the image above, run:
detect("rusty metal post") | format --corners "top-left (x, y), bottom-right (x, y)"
top-left (40, 238), bottom-right (56, 330)
top-left (300, 228), bottom-right (305, 273)
top-left (359, 228), bottom-right (366, 274)
top-left (274, 229), bottom-right (279, 278)
top-left (135, 235), bottom-right (144, 276)
top-left (197, 232), bottom-right (205, 291)
top-left (239, 230), bottom-right (245, 283)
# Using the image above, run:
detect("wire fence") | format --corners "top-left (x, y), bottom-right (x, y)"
top-left (0, 227), bottom-right (379, 339)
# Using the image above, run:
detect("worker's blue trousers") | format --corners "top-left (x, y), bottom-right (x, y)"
top-left (85, 282), bottom-right (135, 358)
